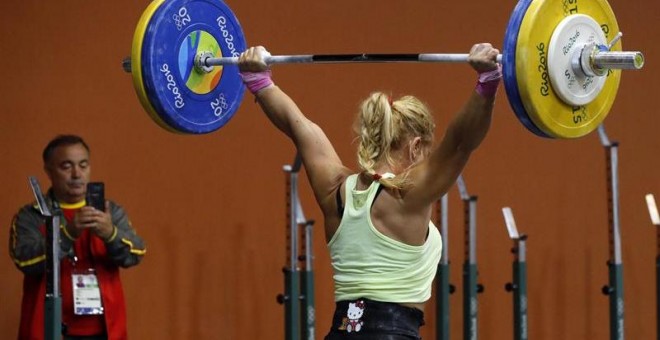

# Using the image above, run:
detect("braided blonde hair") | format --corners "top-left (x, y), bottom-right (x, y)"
top-left (355, 92), bottom-right (435, 189)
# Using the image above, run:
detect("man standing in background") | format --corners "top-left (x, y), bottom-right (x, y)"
top-left (9, 134), bottom-right (146, 340)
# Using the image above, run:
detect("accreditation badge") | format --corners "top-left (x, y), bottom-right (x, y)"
top-left (72, 271), bottom-right (104, 315)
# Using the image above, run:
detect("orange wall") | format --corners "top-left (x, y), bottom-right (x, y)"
top-left (1, 0), bottom-right (659, 339)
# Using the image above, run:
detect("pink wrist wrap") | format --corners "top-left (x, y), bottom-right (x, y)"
top-left (475, 64), bottom-right (502, 98)
top-left (239, 70), bottom-right (273, 94)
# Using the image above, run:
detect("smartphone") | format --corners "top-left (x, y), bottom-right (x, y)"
top-left (86, 182), bottom-right (105, 212)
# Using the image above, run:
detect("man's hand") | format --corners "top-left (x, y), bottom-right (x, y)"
top-left (70, 202), bottom-right (114, 240)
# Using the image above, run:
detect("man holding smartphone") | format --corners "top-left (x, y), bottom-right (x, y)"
top-left (9, 134), bottom-right (146, 340)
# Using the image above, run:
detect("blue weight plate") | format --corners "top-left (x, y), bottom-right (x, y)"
top-left (141, 0), bottom-right (246, 134)
top-left (502, 0), bottom-right (550, 138)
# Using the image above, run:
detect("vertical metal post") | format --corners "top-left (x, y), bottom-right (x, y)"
top-left (297, 201), bottom-right (316, 340)
top-left (502, 207), bottom-right (528, 340)
top-left (436, 194), bottom-right (452, 340)
top-left (598, 125), bottom-right (624, 340)
top-left (44, 213), bottom-right (62, 340)
top-left (280, 157), bottom-right (301, 340)
top-left (657, 230), bottom-right (660, 340)
top-left (644, 194), bottom-right (660, 340)
top-left (512, 238), bottom-right (528, 340)
top-left (279, 153), bottom-right (315, 340)
top-left (28, 177), bottom-right (62, 340)
top-left (457, 176), bottom-right (481, 340)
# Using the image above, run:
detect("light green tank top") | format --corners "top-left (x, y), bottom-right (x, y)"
top-left (328, 174), bottom-right (442, 303)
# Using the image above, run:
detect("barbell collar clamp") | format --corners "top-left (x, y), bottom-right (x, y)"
top-left (574, 44), bottom-right (606, 78)
top-left (607, 32), bottom-right (623, 50)
top-left (194, 52), bottom-right (215, 74)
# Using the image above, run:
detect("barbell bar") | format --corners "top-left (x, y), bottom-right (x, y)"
top-left (196, 52), bottom-right (642, 70)
top-left (202, 54), bottom-right (504, 66)
top-left (125, 0), bottom-right (645, 137)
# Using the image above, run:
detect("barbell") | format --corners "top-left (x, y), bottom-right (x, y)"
top-left (124, 0), bottom-right (644, 138)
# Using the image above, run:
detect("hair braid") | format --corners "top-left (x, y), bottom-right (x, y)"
top-left (354, 92), bottom-right (436, 190)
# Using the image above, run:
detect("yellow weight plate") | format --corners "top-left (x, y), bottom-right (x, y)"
top-left (130, 0), bottom-right (180, 133)
top-left (515, 0), bottom-right (621, 138)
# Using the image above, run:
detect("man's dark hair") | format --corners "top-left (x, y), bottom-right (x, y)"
top-left (42, 135), bottom-right (90, 164)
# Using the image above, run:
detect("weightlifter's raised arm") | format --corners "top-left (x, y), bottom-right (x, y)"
top-left (237, 46), bottom-right (349, 214)
top-left (406, 43), bottom-right (501, 207)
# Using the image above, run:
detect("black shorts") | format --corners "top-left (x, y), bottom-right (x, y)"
top-left (324, 298), bottom-right (425, 340)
